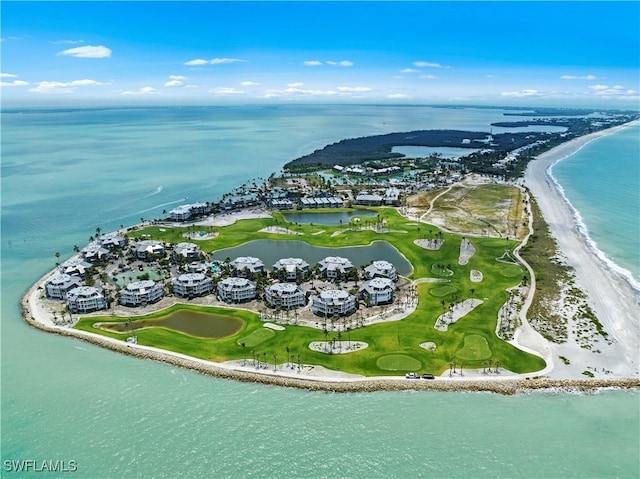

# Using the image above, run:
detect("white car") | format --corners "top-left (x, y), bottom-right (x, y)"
top-left (405, 372), bottom-right (419, 379)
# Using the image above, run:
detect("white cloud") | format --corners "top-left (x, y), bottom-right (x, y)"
top-left (337, 86), bottom-right (372, 93)
top-left (561, 74), bottom-right (597, 80)
top-left (287, 82), bottom-right (304, 88)
top-left (29, 79), bottom-right (106, 94)
top-left (209, 87), bottom-right (245, 95)
top-left (57, 45), bottom-right (111, 58)
top-left (51, 39), bottom-right (85, 45)
top-left (401, 68), bottom-right (420, 73)
top-left (1, 80), bottom-right (29, 87)
top-left (210, 58), bottom-right (245, 65)
top-left (589, 84), bottom-right (609, 91)
top-left (420, 74), bottom-right (438, 80)
top-left (240, 81), bottom-right (260, 86)
top-left (0, 73), bottom-right (18, 78)
top-left (501, 89), bottom-right (543, 97)
top-left (413, 61), bottom-right (450, 69)
top-left (185, 59), bottom-right (209, 66)
top-left (387, 93), bottom-right (408, 99)
top-left (327, 60), bottom-right (354, 67)
top-left (169, 75), bottom-right (187, 81)
top-left (164, 80), bottom-right (184, 87)
top-left (303, 60), bottom-right (322, 66)
top-left (122, 86), bottom-right (159, 96)
top-left (587, 84), bottom-right (638, 98)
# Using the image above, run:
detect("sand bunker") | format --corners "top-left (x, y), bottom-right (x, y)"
top-left (264, 323), bottom-right (285, 331)
top-left (470, 270), bottom-right (483, 282)
top-left (458, 238), bottom-right (476, 265)
top-left (420, 342), bottom-right (437, 351)
top-left (414, 239), bottom-right (444, 250)
top-left (434, 299), bottom-right (483, 331)
top-left (259, 226), bottom-right (302, 235)
top-left (309, 341), bottom-right (368, 354)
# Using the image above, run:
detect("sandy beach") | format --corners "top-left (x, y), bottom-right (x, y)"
top-left (524, 121), bottom-right (640, 379)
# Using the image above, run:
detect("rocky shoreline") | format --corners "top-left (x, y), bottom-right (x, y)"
top-left (20, 284), bottom-right (639, 396)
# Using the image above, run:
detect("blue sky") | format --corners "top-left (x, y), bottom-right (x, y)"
top-left (1, 1), bottom-right (639, 107)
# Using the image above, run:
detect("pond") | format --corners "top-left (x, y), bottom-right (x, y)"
top-left (210, 239), bottom-right (413, 276)
top-left (283, 209), bottom-right (377, 225)
top-left (392, 145), bottom-right (481, 159)
top-left (98, 309), bottom-right (243, 338)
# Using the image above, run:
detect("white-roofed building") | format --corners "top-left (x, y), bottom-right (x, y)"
top-left (98, 232), bottom-right (126, 249)
top-left (81, 243), bottom-right (110, 262)
top-left (119, 280), bottom-right (164, 307)
top-left (354, 192), bottom-right (383, 206)
top-left (58, 257), bottom-right (92, 277)
top-left (173, 273), bottom-right (213, 298)
top-left (318, 256), bottom-right (355, 279)
top-left (272, 257), bottom-right (310, 282)
top-left (265, 283), bottom-right (306, 309)
top-left (173, 242), bottom-right (201, 260)
top-left (230, 256), bottom-right (265, 276)
top-left (359, 278), bottom-right (395, 306)
top-left (45, 273), bottom-right (82, 300)
top-left (364, 260), bottom-right (397, 281)
top-left (217, 277), bottom-right (256, 303)
top-left (66, 286), bottom-right (107, 314)
top-left (312, 289), bottom-right (356, 317)
top-left (169, 202), bottom-right (210, 221)
top-left (384, 188), bottom-right (401, 205)
top-left (135, 240), bottom-right (165, 260)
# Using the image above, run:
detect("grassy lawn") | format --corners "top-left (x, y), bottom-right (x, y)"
top-left (77, 205), bottom-right (546, 376)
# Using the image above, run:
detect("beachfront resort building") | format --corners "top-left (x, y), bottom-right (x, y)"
top-left (135, 240), bottom-right (165, 261)
top-left (66, 286), bottom-right (107, 314)
top-left (98, 232), bottom-right (126, 250)
top-left (265, 283), bottom-right (306, 309)
top-left (230, 256), bottom-right (265, 276)
top-left (45, 273), bottom-right (82, 300)
top-left (272, 257), bottom-right (310, 282)
top-left (354, 192), bottom-right (383, 206)
top-left (58, 258), bottom-right (92, 277)
top-left (217, 277), bottom-right (256, 303)
top-left (169, 202), bottom-right (210, 221)
top-left (172, 273), bottom-right (213, 298)
top-left (119, 280), bottom-right (164, 307)
top-left (364, 260), bottom-right (397, 281)
top-left (318, 256), bottom-right (355, 280)
top-left (81, 243), bottom-right (110, 263)
top-left (359, 278), bottom-right (395, 306)
top-left (312, 290), bottom-right (356, 317)
top-left (172, 242), bottom-right (201, 260)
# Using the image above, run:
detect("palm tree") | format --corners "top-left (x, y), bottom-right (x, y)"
top-left (241, 342), bottom-right (246, 365)
top-left (272, 353), bottom-right (277, 372)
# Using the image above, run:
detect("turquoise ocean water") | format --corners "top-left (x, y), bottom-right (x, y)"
top-left (552, 123), bottom-right (640, 285)
top-left (2, 105), bottom-right (638, 478)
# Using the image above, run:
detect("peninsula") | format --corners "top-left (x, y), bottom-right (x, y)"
top-left (21, 108), bottom-right (640, 393)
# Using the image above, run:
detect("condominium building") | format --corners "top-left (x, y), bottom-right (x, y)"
top-left (98, 232), bottom-right (126, 249)
top-left (173, 242), bottom-right (201, 260)
top-left (172, 273), bottom-right (213, 298)
top-left (359, 277), bottom-right (395, 306)
top-left (45, 273), bottom-right (82, 300)
top-left (272, 257), bottom-right (310, 282)
top-left (311, 289), bottom-right (356, 317)
top-left (318, 256), bottom-right (355, 279)
top-left (230, 256), bottom-right (265, 276)
top-left (58, 257), bottom-right (92, 277)
top-left (119, 280), bottom-right (164, 307)
top-left (66, 286), bottom-right (107, 314)
top-left (364, 260), bottom-right (397, 281)
top-left (217, 277), bottom-right (257, 303)
top-left (135, 240), bottom-right (165, 260)
top-left (265, 283), bottom-right (306, 309)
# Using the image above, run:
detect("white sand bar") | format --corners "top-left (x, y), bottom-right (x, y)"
top-left (524, 121), bottom-right (640, 378)
top-left (458, 238), bottom-right (476, 265)
top-left (435, 299), bottom-right (483, 331)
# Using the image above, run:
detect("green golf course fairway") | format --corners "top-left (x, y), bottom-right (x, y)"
top-left (74, 207), bottom-right (546, 377)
